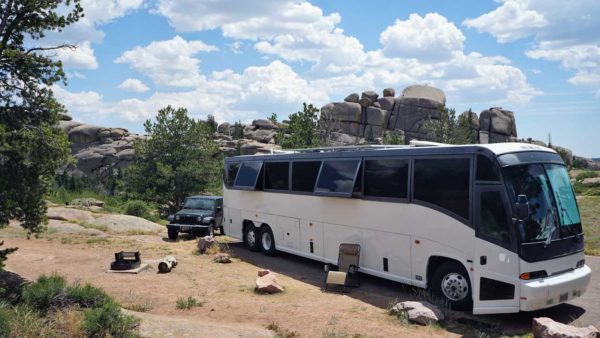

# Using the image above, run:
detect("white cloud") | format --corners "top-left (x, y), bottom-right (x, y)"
top-left (118, 78), bottom-right (150, 93)
top-left (463, 0), bottom-right (547, 43)
top-left (465, 0), bottom-right (600, 94)
top-left (54, 41), bottom-right (98, 69)
top-left (55, 61), bottom-right (330, 125)
top-left (380, 13), bottom-right (465, 61)
top-left (155, 0), bottom-right (364, 74)
top-left (115, 36), bottom-right (218, 87)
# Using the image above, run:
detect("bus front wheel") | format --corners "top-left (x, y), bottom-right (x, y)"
top-left (244, 225), bottom-right (260, 252)
top-left (431, 261), bottom-right (473, 311)
top-left (259, 225), bottom-right (276, 256)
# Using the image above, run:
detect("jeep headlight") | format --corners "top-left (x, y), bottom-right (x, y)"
top-left (196, 216), bottom-right (203, 222)
top-left (202, 216), bottom-right (214, 224)
top-left (168, 215), bottom-right (174, 222)
top-left (175, 215), bottom-right (180, 221)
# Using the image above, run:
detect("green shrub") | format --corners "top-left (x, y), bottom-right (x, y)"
top-left (176, 296), bottom-right (203, 310)
top-left (576, 171), bottom-right (598, 182)
top-left (67, 283), bottom-right (111, 309)
top-left (124, 200), bottom-right (150, 218)
top-left (22, 275), bottom-right (67, 313)
top-left (82, 301), bottom-right (139, 338)
top-left (0, 307), bottom-right (10, 338)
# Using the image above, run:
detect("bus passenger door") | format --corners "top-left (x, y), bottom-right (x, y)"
top-left (473, 186), bottom-right (520, 314)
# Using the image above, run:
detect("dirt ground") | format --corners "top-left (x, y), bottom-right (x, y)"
top-left (2, 217), bottom-right (598, 338)
top-left (1, 225), bottom-right (455, 338)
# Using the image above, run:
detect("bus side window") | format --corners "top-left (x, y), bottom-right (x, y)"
top-left (234, 161), bottom-right (263, 189)
top-left (226, 162), bottom-right (240, 188)
top-left (364, 159), bottom-right (409, 199)
top-left (479, 191), bottom-right (510, 244)
top-left (476, 155), bottom-right (500, 182)
top-left (413, 158), bottom-right (470, 220)
top-left (292, 161), bottom-right (321, 192)
top-left (264, 162), bottom-right (290, 190)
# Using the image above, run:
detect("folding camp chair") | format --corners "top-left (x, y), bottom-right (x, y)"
top-left (322, 243), bottom-right (361, 292)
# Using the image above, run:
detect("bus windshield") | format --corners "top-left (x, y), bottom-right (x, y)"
top-left (502, 163), bottom-right (582, 243)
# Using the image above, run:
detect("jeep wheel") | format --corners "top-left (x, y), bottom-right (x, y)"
top-left (244, 225), bottom-right (260, 251)
top-left (167, 228), bottom-right (178, 241)
top-left (259, 225), bottom-right (276, 256)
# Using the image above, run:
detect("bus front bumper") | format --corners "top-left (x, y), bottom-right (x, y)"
top-left (519, 265), bottom-right (591, 311)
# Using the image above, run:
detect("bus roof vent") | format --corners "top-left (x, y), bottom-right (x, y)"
top-left (409, 140), bottom-right (448, 147)
top-left (284, 144), bottom-right (411, 154)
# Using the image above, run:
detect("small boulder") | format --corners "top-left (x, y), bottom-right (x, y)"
top-left (383, 88), bottom-right (395, 97)
top-left (361, 90), bottom-right (379, 102)
top-left (532, 317), bottom-right (599, 338)
top-left (217, 122), bottom-right (231, 134)
top-left (255, 270), bottom-right (284, 294)
top-left (373, 101), bottom-right (381, 108)
top-left (582, 177), bottom-right (600, 187)
top-left (344, 93), bottom-right (359, 103)
top-left (252, 119), bottom-right (278, 130)
top-left (258, 269), bottom-right (271, 277)
top-left (213, 253), bottom-right (231, 264)
top-left (71, 198), bottom-right (104, 208)
top-left (197, 236), bottom-right (216, 254)
top-left (358, 97), bottom-right (372, 108)
top-left (389, 301), bottom-right (444, 325)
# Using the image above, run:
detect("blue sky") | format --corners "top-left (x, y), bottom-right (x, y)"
top-left (49, 0), bottom-right (600, 157)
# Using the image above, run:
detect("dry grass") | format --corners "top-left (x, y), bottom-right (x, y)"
top-left (53, 308), bottom-right (86, 337)
top-left (580, 196), bottom-right (600, 255)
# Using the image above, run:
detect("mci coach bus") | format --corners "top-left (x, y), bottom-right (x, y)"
top-left (222, 142), bottom-right (591, 314)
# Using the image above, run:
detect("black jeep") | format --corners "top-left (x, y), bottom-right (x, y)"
top-left (167, 196), bottom-right (223, 240)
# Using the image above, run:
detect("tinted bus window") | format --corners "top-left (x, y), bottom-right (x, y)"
top-left (226, 162), bottom-right (240, 187)
top-left (235, 161), bottom-right (263, 188)
top-left (364, 159), bottom-right (409, 198)
top-left (476, 155), bottom-right (500, 181)
top-left (414, 158), bottom-right (470, 220)
top-left (265, 162), bottom-right (289, 190)
top-left (315, 159), bottom-right (360, 195)
top-left (292, 161), bottom-right (321, 192)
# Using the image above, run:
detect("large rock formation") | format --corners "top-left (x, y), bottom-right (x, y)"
top-left (58, 115), bottom-right (140, 179)
top-left (59, 115), bottom-right (283, 180)
top-left (319, 85), bottom-right (518, 145)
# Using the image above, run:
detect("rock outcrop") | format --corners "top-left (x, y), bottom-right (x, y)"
top-left (319, 85), bottom-right (519, 145)
top-left (532, 317), bottom-right (599, 338)
top-left (58, 114), bottom-right (140, 179)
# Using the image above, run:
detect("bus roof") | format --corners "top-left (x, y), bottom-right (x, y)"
top-left (225, 142), bottom-right (556, 162)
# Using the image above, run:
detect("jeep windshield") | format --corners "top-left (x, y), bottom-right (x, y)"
top-left (502, 163), bottom-right (582, 244)
top-left (183, 198), bottom-right (214, 210)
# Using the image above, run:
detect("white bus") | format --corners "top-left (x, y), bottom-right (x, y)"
top-left (222, 142), bottom-right (591, 314)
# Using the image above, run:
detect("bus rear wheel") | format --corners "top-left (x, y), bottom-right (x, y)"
top-left (259, 225), bottom-right (276, 256)
top-left (431, 261), bottom-right (472, 311)
top-left (244, 224), bottom-right (260, 252)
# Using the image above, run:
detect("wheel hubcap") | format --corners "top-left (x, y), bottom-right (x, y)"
top-left (246, 229), bottom-right (256, 246)
top-left (441, 272), bottom-right (469, 301)
top-left (262, 232), bottom-right (272, 250)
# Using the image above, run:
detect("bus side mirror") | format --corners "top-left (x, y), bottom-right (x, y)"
top-left (515, 194), bottom-right (530, 220)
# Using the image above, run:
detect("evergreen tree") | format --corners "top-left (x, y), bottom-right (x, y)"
top-left (422, 108), bottom-right (477, 145)
top-left (0, 0), bottom-right (82, 235)
top-left (276, 103), bottom-right (321, 149)
top-left (124, 106), bottom-right (221, 213)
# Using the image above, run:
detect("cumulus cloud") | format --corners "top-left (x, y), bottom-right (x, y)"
top-left (380, 13), bottom-right (465, 61)
top-left (115, 36), bottom-right (218, 87)
top-left (463, 0), bottom-right (547, 43)
top-left (155, 0), bottom-right (364, 74)
top-left (464, 0), bottom-right (600, 94)
top-left (118, 78), bottom-right (150, 92)
top-left (56, 61), bottom-right (330, 125)
top-left (54, 41), bottom-right (98, 69)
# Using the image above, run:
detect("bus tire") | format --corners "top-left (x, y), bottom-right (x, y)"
top-left (431, 261), bottom-right (473, 311)
top-left (259, 225), bottom-right (276, 256)
top-left (244, 224), bottom-right (260, 252)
